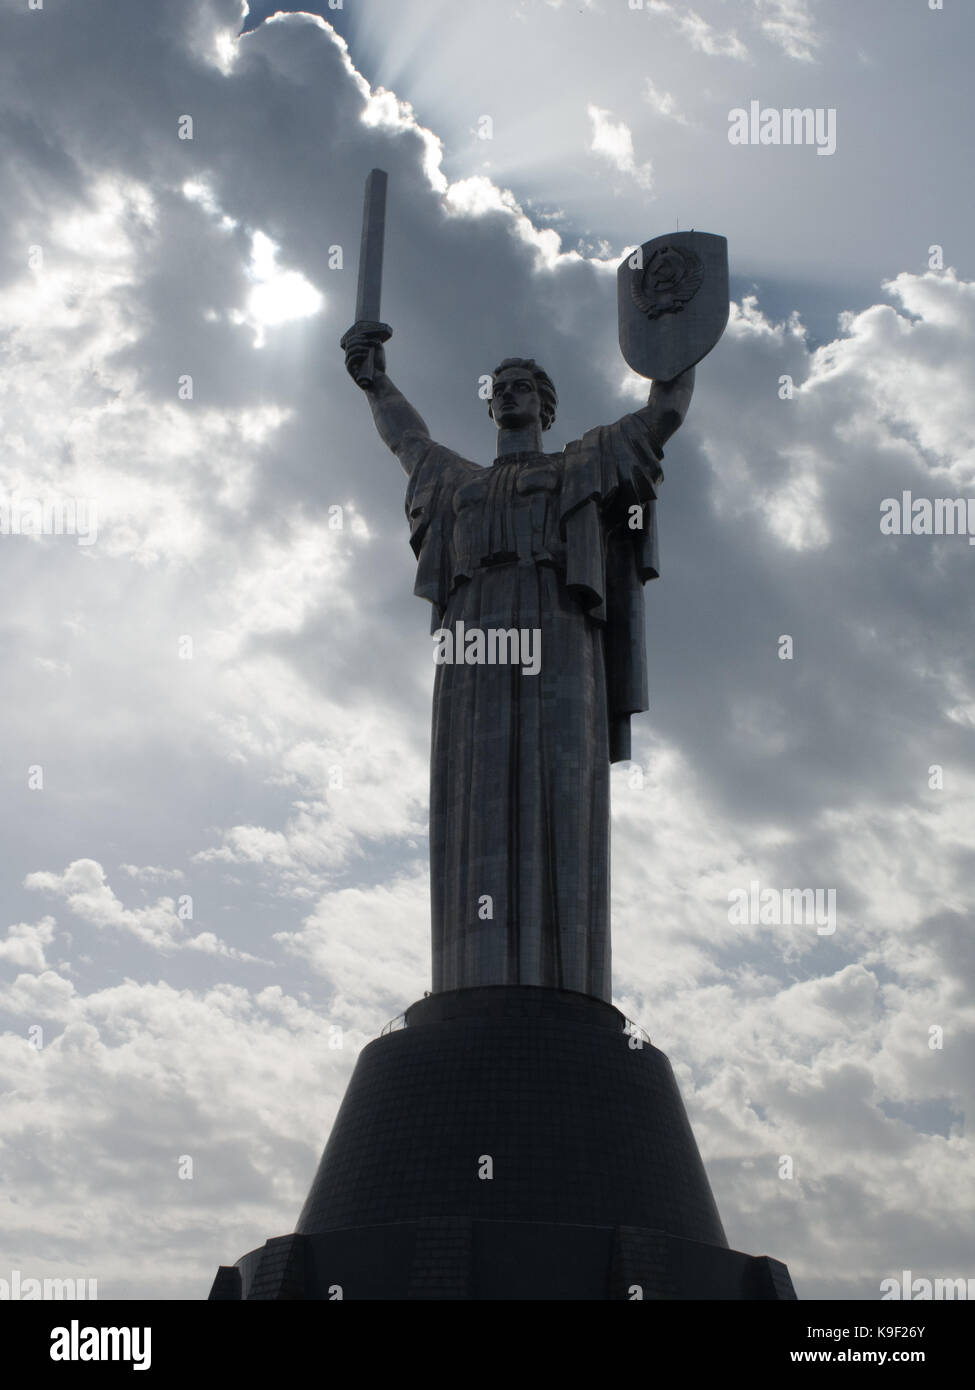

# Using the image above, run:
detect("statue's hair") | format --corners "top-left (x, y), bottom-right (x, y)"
top-left (489, 357), bottom-right (558, 431)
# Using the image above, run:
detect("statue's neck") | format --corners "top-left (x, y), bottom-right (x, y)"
top-left (495, 423), bottom-right (544, 457)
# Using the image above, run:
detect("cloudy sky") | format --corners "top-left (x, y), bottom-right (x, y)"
top-left (1, 0), bottom-right (973, 1301)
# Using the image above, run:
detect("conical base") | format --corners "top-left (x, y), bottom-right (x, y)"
top-left (210, 987), bottom-right (796, 1300)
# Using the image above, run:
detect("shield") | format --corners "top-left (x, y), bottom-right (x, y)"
top-left (618, 231), bottom-right (729, 381)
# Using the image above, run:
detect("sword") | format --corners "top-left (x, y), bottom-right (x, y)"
top-left (341, 168), bottom-right (392, 391)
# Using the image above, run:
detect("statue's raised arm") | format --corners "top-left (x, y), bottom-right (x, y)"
top-left (339, 167), bottom-right (431, 473)
top-left (342, 326), bottom-right (430, 469)
top-left (636, 365), bottom-right (696, 452)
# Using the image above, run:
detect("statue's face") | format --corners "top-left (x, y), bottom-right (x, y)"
top-left (489, 368), bottom-right (541, 431)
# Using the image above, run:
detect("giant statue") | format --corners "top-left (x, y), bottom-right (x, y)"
top-left (210, 174), bottom-right (800, 1307)
top-left (341, 171), bottom-right (727, 1004)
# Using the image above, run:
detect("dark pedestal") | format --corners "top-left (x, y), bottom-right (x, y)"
top-left (210, 987), bottom-right (796, 1300)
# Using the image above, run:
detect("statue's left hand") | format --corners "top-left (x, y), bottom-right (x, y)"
top-left (650, 364), bottom-right (695, 407)
top-left (646, 365), bottom-right (695, 444)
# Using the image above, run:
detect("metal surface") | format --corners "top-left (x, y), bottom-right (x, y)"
top-left (618, 231), bottom-right (729, 381)
top-left (355, 168), bottom-right (387, 323)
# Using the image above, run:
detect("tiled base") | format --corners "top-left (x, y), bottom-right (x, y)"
top-left (210, 987), bottom-right (796, 1300)
top-left (210, 1222), bottom-right (796, 1301)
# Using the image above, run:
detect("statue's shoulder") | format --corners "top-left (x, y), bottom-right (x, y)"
top-left (435, 442), bottom-right (482, 477)
top-left (399, 431), bottom-right (481, 476)
top-left (560, 415), bottom-right (663, 476)
top-left (555, 417), bottom-right (664, 511)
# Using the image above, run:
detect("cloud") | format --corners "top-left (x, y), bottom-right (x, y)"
top-left (237, 227), bottom-right (324, 349)
top-left (0, 918), bottom-right (56, 973)
top-left (120, 865), bottom-right (186, 882)
top-left (642, 78), bottom-right (689, 125)
top-left (0, 973), bottom-right (358, 1298)
top-left (442, 175), bottom-right (582, 270)
top-left (806, 271), bottom-right (975, 485)
top-left (754, 0), bottom-right (820, 62)
top-left (273, 871), bottom-right (431, 1014)
top-left (23, 860), bottom-right (259, 961)
top-left (587, 104), bottom-right (654, 190)
top-left (609, 721), bottom-right (975, 1295)
top-left (648, 1), bottom-right (749, 60)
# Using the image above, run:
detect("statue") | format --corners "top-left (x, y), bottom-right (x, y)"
top-left (341, 173), bottom-right (727, 1004)
top-left (210, 183), bottom-right (796, 1302)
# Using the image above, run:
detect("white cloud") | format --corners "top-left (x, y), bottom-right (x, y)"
top-left (649, 1), bottom-right (749, 59)
top-left (642, 78), bottom-right (689, 125)
top-left (443, 176), bottom-right (579, 270)
top-left (0, 917), bottom-right (56, 972)
top-left (23, 860), bottom-right (259, 960)
top-left (754, 0), bottom-right (820, 62)
top-left (763, 457), bottom-right (831, 551)
top-left (806, 271), bottom-right (975, 484)
top-left (242, 229), bottom-right (323, 348)
top-left (273, 872), bottom-right (430, 1014)
top-left (587, 104), bottom-right (654, 190)
top-left (193, 697), bottom-right (430, 897)
top-left (0, 973), bottom-right (358, 1298)
top-left (120, 864), bottom-right (186, 882)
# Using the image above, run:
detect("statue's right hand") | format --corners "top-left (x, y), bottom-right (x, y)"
top-left (341, 324), bottom-right (388, 382)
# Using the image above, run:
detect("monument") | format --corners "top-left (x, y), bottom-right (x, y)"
top-left (209, 172), bottom-right (796, 1300)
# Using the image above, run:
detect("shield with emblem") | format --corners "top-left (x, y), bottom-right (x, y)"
top-left (618, 231), bottom-right (729, 382)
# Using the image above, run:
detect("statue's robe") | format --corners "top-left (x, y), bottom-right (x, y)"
top-left (399, 413), bottom-right (665, 1003)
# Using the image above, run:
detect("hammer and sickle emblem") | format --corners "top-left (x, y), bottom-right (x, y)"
top-left (631, 244), bottom-right (705, 320)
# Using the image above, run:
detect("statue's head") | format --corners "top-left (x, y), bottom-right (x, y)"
top-left (488, 358), bottom-right (557, 432)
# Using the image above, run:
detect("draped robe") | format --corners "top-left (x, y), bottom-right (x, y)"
top-left (399, 412), bottom-right (665, 1003)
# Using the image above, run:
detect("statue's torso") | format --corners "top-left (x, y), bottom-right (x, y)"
top-left (450, 450), bottom-right (568, 579)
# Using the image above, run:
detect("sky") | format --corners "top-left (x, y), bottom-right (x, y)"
top-left (0, 0), bottom-right (972, 1302)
